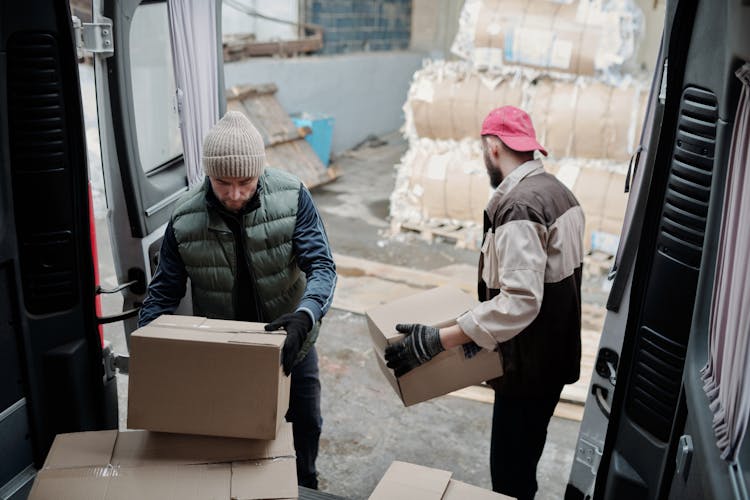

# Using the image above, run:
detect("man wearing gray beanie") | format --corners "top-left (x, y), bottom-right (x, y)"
top-left (138, 111), bottom-right (337, 489)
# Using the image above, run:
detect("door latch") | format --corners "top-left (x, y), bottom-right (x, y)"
top-left (103, 341), bottom-right (129, 376)
top-left (596, 348), bottom-right (619, 386)
top-left (675, 434), bottom-right (693, 481)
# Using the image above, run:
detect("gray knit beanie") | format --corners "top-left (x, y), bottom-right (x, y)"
top-left (202, 111), bottom-right (266, 178)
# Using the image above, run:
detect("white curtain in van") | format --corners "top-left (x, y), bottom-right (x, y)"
top-left (701, 63), bottom-right (750, 461)
top-left (167, 0), bottom-right (220, 187)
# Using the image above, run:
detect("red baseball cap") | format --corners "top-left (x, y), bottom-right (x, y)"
top-left (481, 106), bottom-right (548, 156)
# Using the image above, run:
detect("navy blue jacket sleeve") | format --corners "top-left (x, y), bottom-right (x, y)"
top-left (292, 185), bottom-right (337, 324)
top-left (137, 221), bottom-right (188, 328)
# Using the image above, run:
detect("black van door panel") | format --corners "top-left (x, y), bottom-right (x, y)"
top-left (0, 1), bottom-right (117, 495)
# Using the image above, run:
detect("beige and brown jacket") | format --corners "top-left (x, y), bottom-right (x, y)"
top-left (457, 160), bottom-right (585, 396)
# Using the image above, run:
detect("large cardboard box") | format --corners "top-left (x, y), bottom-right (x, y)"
top-left (128, 315), bottom-right (290, 440)
top-left (29, 423), bottom-right (297, 500)
top-left (366, 286), bottom-right (503, 406)
top-left (369, 461), bottom-right (511, 499)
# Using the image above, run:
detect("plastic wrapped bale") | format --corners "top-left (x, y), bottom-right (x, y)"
top-left (451, 0), bottom-right (644, 80)
top-left (404, 61), bottom-right (648, 162)
top-left (390, 138), bottom-right (491, 228)
top-left (391, 141), bottom-right (630, 253)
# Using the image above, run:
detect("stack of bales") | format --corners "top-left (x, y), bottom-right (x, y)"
top-left (391, 0), bottom-right (648, 253)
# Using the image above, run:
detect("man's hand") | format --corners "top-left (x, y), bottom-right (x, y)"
top-left (265, 311), bottom-right (313, 376)
top-left (384, 323), bottom-right (445, 377)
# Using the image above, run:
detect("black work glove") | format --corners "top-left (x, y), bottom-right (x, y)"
top-left (384, 323), bottom-right (445, 377)
top-left (265, 311), bottom-right (313, 376)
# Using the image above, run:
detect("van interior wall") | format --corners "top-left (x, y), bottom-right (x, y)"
top-left (223, 51), bottom-right (425, 155)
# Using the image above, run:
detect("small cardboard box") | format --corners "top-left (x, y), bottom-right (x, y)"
top-left (29, 423), bottom-right (298, 500)
top-left (128, 315), bottom-right (289, 440)
top-left (366, 286), bottom-right (503, 406)
top-left (369, 461), bottom-right (511, 499)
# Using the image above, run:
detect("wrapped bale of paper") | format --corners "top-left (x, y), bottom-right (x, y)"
top-left (403, 60), bottom-right (648, 162)
top-left (390, 138), bottom-right (629, 252)
top-left (451, 0), bottom-right (643, 78)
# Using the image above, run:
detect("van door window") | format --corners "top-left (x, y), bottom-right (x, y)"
top-left (130, 2), bottom-right (182, 173)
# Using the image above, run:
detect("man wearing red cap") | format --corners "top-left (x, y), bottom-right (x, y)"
top-left (386, 106), bottom-right (584, 499)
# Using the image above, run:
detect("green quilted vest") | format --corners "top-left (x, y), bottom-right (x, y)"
top-left (170, 168), bottom-right (319, 359)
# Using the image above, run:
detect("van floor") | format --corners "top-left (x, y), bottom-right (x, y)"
top-left (95, 131), bottom-right (580, 500)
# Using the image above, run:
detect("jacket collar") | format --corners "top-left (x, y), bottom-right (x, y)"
top-left (486, 160), bottom-right (545, 221)
top-left (493, 159), bottom-right (545, 199)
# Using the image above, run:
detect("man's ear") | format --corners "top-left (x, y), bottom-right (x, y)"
top-left (490, 138), bottom-right (502, 159)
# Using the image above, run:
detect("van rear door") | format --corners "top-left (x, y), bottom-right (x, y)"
top-left (92, 0), bottom-right (224, 340)
top-left (0, 1), bottom-right (117, 497)
top-left (587, 1), bottom-right (750, 498)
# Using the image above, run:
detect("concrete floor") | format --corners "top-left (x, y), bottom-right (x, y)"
top-left (94, 132), bottom-right (580, 500)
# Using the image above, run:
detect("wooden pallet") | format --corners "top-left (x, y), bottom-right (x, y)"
top-left (394, 221), bottom-right (483, 250)
top-left (226, 84), bottom-right (338, 189)
top-left (449, 385), bottom-right (585, 422)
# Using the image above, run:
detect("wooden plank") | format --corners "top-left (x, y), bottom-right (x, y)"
top-left (226, 83), bottom-right (278, 100)
top-left (554, 401), bottom-right (585, 422)
top-left (561, 328), bottom-right (601, 405)
top-left (397, 221), bottom-right (483, 250)
top-left (223, 34), bottom-right (323, 61)
top-left (225, 84), bottom-right (337, 190)
top-left (333, 254), bottom-right (475, 294)
top-left (266, 140), bottom-right (336, 189)
top-left (447, 385), bottom-right (584, 422)
top-left (333, 275), bottom-right (421, 315)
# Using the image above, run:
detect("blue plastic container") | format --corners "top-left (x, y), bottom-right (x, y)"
top-left (291, 112), bottom-right (334, 167)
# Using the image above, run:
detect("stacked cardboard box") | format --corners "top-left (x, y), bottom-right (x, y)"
top-left (370, 461), bottom-right (512, 499)
top-left (29, 424), bottom-right (298, 500)
top-left (30, 316), bottom-right (299, 499)
top-left (391, 0), bottom-right (649, 254)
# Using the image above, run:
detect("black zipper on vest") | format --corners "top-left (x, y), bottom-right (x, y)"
top-left (240, 217), bottom-right (268, 322)
top-left (210, 228), bottom-right (240, 318)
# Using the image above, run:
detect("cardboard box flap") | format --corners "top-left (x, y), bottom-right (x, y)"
top-left (43, 430), bottom-right (118, 470)
top-left (444, 479), bottom-right (512, 499)
top-left (112, 423), bottom-right (295, 467)
top-left (366, 287), bottom-right (478, 345)
top-left (30, 428), bottom-right (298, 500)
top-left (369, 461), bottom-right (452, 500)
top-left (147, 316), bottom-right (285, 346)
top-left (107, 464), bottom-right (232, 500)
top-left (134, 323), bottom-right (285, 348)
top-left (30, 468), bottom-right (111, 500)
top-left (150, 315), bottom-right (208, 329)
top-left (231, 457), bottom-right (298, 500)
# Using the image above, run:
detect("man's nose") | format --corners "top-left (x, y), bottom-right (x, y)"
top-left (230, 186), bottom-right (241, 200)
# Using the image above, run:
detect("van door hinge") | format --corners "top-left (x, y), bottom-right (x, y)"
top-left (72, 15), bottom-right (114, 59)
top-left (575, 437), bottom-right (603, 474)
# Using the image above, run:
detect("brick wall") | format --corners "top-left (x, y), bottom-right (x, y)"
top-left (305, 0), bottom-right (411, 54)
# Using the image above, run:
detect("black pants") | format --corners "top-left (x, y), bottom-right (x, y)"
top-left (490, 385), bottom-right (563, 500)
top-left (286, 346), bottom-right (323, 489)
